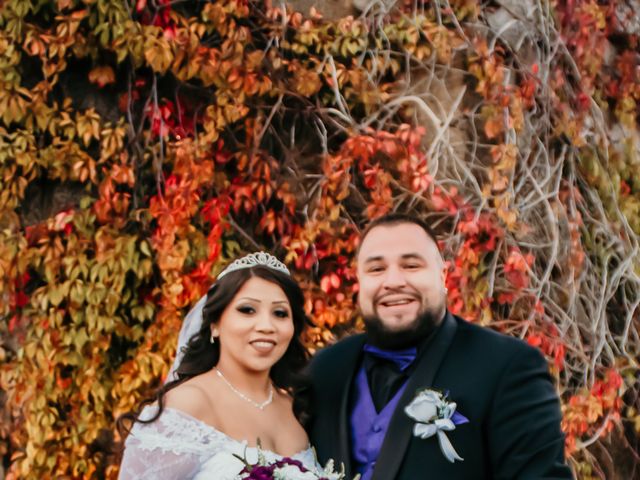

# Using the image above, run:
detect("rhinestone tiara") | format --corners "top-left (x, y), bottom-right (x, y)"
top-left (217, 251), bottom-right (290, 279)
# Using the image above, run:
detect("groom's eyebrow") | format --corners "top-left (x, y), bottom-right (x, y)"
top-left (363, 255), bottom-right (385, 264)
top-left (362, 253), bottom-right (425, 264)
top-left (401, 253), bottom-right (425, 261)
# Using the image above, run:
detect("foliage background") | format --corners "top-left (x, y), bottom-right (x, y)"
top-left (0, 0), bottom-right (638, 478)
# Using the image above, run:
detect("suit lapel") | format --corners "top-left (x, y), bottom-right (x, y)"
top-left (334, 334), bottom-right (366, 476)
top-left (371, 313), bottom-right (458, 480)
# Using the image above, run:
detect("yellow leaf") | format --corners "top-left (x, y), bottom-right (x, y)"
top-left (144, 30), bottom-right (173, 73)
top-left (74, 328), bottom-right (89, 351)
top-left (49, 285), bottom-right (64, 306)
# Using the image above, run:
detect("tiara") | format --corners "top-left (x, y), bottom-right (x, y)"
top-left (217, 251), bottom-right (290, 279)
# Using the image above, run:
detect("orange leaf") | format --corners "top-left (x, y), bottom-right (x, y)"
top-left (88, 66), bottom-right (116, 88)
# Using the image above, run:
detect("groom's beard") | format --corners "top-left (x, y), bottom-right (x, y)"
top-left (363, 307), bottom-right (445, 350)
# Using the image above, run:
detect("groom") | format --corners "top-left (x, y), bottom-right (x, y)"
top-left (307, 213), bottom-right (572, 479)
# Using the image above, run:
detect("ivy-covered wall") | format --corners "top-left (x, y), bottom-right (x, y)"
top-left (0, 0), bottom-right (638, 478)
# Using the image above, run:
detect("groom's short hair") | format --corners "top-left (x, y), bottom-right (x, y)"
top-left (358, 213), bottom-right (439, 252)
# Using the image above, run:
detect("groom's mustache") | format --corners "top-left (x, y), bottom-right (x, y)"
top-left (373, 287), bottom-right (422, 311)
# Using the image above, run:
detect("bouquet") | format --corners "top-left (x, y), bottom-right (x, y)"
top-left (235, 448), bottom-right (353, 480)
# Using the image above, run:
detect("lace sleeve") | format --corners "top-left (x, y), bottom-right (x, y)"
top-left (118, 406), bottom-right (220, 480)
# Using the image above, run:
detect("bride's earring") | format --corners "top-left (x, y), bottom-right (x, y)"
top-left (210, 329), bottom-right (218, 344)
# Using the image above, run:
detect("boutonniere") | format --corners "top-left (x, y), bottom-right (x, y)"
top-left (404, 388), bottom-right (469, 463)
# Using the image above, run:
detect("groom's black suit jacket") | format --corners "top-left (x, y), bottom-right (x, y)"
top-left (307, 312), bottom-right (573, 479)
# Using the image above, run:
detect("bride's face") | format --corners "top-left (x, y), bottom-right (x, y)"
top-left (213, 276), bottom-right (295, 373)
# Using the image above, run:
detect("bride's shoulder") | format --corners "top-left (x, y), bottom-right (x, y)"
top-left (165, 375), bottom-right (216, 421)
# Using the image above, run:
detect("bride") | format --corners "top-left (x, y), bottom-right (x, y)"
top-left (118, 252), bottom-right (316, 479)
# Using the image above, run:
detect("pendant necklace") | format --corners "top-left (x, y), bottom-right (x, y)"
top-left (214, 367), bottom-right (273, 410)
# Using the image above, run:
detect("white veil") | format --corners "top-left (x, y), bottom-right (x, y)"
top-left (166, 294), bottom-right (208, 383)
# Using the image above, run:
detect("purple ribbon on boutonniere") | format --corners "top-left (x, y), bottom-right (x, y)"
top-left (451, 410), bottom-right (469, 426)
top-left (404, 389), bottom-right (469, 463)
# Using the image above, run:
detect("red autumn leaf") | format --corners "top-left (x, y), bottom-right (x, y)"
top-left (576, 91), bottom-right (591, 111)
top-left (430, 190), bottom-right (447, 211)
top-left (496, 292), bottom-right (515, 304)
top-left (620, 180), bottom-right (631, 196)
top-left (527, 334), bottom-right (543, 348)
top-left (503, 249), bottom-right (534, 289)
top-left (56, 376), bottom-right (72, 390)
top-left (554, 343), bottom-right (565, 369)
top-left (8, 315), bottom-right (19, 333)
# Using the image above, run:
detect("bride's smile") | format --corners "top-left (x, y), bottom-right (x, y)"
top-left (249, 338), bottom-right (278, 353)
top-left (213, 276), bottom-right (294, 374)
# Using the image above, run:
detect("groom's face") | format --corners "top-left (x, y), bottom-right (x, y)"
top-left (356, 222), bottom-right (446, 336)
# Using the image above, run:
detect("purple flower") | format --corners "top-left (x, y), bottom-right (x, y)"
top-left (275, 457), bottom-right (308, 471)
top-left (241, 464), bottom-right (276, 479)
top-left (240, 456), bottom-right (312, 479)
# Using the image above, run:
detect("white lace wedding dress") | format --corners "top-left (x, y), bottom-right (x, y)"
top-left (119, 405), bottom-right (318, 480)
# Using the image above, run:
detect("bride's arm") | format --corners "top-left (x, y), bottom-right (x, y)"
top-left (118, 403), bottom-right (214, 480)
top-left (119, 433), bottom-right (203, 480)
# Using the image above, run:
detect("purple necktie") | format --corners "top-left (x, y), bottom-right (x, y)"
top-left (363, 344), bottom-right (417, 371)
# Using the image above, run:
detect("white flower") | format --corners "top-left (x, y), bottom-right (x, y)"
top-left (315, 459), bottom-right (347, 480)
top-left (404, 389), bottom-right (464, 463)
top-left (273, 465), bottom-right (319, 480)
top-left (404, 390), bottom-right (441, 423)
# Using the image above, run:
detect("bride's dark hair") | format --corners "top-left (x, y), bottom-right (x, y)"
top-left (117, 265), bottom-right (311, 436)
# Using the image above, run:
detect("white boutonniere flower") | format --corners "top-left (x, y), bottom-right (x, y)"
top-left (404, 389), bottom-right (469, 463)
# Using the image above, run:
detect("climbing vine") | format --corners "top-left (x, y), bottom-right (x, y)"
top-left (0, 0), bottom-right (638, 478)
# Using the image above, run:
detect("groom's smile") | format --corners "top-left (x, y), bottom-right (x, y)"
top-left (357, 222), bottom-right (447, 333)
top-left (375, 291), bottom-right (422, 326)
